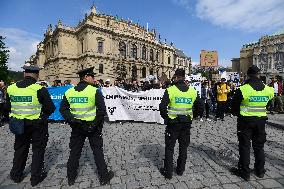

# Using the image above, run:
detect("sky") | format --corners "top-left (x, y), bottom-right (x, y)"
top-left (1, 0), bottom-right (284, 71)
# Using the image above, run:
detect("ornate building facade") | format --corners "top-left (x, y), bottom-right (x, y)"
top-left (233, 30), bottom-right (284, 82)
top-left (27, 6), bottom-right (191, 84)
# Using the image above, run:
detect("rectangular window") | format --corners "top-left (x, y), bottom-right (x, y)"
top-left (81, 41), bottom-right (84, 53)
top-left (98, 41), bottom-right (103, 53)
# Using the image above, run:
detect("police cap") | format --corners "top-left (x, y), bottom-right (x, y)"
top-left (247, 65), bottom-right (261, 75)
top-left (76, 67), bottom-right (95, 77)
top-left (174, 68), bottom-right (185, 77)
top-left (22, 64), bottom-right (40, 73)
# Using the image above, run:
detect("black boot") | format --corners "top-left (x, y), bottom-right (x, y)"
top-left (31, 172), bottom-right (47, 187)
top-left (230, 167), bottom-right (250, 181)
top-left (100, 170), bottom-right (114, 185)
top-left (159, 168), bottom-right (172, 179)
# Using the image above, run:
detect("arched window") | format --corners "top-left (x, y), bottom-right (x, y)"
top-left (131, 44), bottom-right (137, 59)
top-left (99, 64), bottom-right (104, 74)
top-left (150, 49), bottom-right (154, 61)
top-left (142, 46), bottom-right (147, 60)
top-left (168, 56), bottom-right (171, 64)
top-left (119, 42), bottom-right (127, 58)
top-left (142, 67), bottom-right (146, 78)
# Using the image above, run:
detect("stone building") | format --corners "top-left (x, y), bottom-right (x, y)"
top-left (27, 6), bottom-right (191, 84)
top-left (233, 29), bottom-right (284, 82)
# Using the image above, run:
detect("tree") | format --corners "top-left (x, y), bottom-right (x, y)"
top-left (0, 36), bottom-right (9, 82)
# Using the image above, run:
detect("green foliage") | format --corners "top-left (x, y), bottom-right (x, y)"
top-left (0, 36), bottom-right (9, 82)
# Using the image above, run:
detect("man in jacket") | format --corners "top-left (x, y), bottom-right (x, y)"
top-left (159, 69), bottom-right (204, 179)
top-left (231, 65), bottom-right (274, 181)
top-left (5, 65), bottom-right (55, 186)
top-left (59, 67), bottom-right (113, 186)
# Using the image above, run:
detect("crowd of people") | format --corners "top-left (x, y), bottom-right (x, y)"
top-left (0, 75), bottom-right (283, 126)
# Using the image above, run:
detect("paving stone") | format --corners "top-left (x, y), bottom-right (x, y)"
top-left (185, 180), bottom-right (203, 188)
top-left (249, 181), bottom-right (264, 189)
top-left (173, 182), bottom-right (188, 189)
top-left (79, 179), bottom-right (92, 188)
top-left (222, 184), bottom-right (239, 189)
top-left (111, 183), bottom-right (127, 189)
top-left (158, 183), bottom-right (175, 189)
top-left (258, 179), bottom-right (283, 188)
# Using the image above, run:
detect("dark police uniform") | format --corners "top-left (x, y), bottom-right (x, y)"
top-left (59, 67), bottom-right (113, 186)
top-left (231, 65), bottom-right (274, 180)
top-left (5, 65), bottom-right (55, 186)
top-left (159, 69), bottom-right (204, 179)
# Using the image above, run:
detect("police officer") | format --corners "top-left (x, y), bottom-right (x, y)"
top-left (159, 68), bottom-right (204, 179)
top-left (231, 65), bottom-right (274, 180)
top-left (5, 65), bottom-right (55, 186)
top-left (59, 67), bottom-right (113, 186)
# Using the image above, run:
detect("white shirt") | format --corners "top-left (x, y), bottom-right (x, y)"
top-left (274, 82), bottom-right (278, 94)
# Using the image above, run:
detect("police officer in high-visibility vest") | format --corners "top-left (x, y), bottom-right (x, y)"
top-left (231, 65), bottom-right (274, 181)
top-left (59, 67), bottom-right (113, 186)
top-left (159, 68), bottom-right (204, 179)
top-left (5, 65), bottom-right (55, 186)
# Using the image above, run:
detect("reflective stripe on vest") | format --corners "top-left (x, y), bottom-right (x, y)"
top-left (239, 84), bottom-right (274, 117)
top-left (167, 85), bottom-right (197, 120)
top-left (7, 83), bottom-right (43, 120)
top-left (65, 85), bottom-right (97, 121)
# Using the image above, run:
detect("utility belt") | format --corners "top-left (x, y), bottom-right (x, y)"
top-left (79, 120), bottom-right (97, 132)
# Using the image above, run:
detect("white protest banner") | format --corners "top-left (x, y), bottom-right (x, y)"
top-left (190, 82), bottom-right (201, 97)
top-left (102, 87), bottom-right (165, 124)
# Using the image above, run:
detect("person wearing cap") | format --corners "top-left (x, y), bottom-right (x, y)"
top-left (159, 68), bottom-right (204, 179)
top-left (230, 65), bottom-right (274, 181)
top-left (215, 78), bottom-right (230, 121)
top-left (5, 65), bottom-right (55, 186)
top-left (59, 67), bottom-right (114, 186)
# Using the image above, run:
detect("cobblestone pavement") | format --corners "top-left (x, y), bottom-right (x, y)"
top-left (0, 116), bottom-right (283, 189)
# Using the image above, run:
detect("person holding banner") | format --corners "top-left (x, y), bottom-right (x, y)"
top-left (159, 68), bottom-right (204, 179)
top-left (59, 67), bottom-right (114, 186)
top-left (5, 65), bottom-right (55, 186)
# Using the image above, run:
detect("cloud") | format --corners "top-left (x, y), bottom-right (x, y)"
top-left (0, 28), bottom-right (41, 71)
top-left (174, 0), bottom-right (284, 32)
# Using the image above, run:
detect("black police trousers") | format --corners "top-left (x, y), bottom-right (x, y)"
top-left (10, 120), bottom-right (48, 182)
top-left (237, 119), bottom-right (266, 175)
top-left (164, 121), bottom-right (191, 176)
top-left (67, 126), bottom-right (108, 181)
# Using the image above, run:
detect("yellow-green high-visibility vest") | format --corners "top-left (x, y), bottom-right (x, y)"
top-left (240, 84), bottom-right (274, 117)
top-left (65, 85), bottom-right (97, 121)
top-left (167, 85), bottom-right (197, 120)
top-left (7, 83), bottom-right (43, 120)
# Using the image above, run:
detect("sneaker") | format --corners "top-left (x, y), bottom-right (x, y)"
top-left (31, 172), bottom-right (47, 187)
top-left (159, 168), bottom-right (172, 179)
top-left (206, 118), bottom-right (211, 121)
top-left (100, 170), bottom-right (114, 185)
top-left (199, 118), bottom-right (204, 122)
top-left (230, 167), bottom-right (250, 181)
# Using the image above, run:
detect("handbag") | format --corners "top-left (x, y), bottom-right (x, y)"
top-left (9, 117), bottom-right (25, 135)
